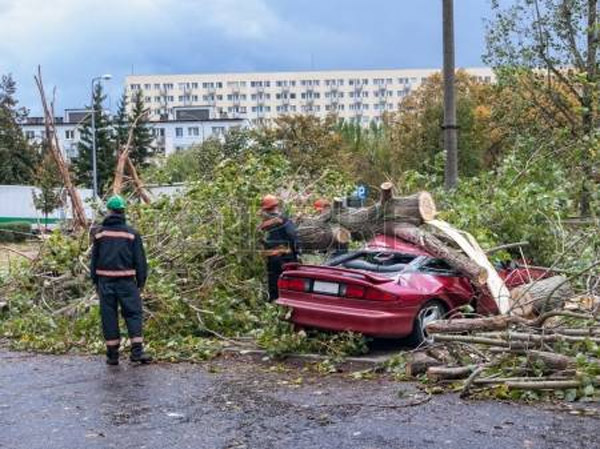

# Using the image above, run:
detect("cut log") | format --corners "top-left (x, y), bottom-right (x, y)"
top-left (426, 315), bottom-right (520, 334)
top-left (387, 223), bottom-right (488, 286)
top-left (295, 183), bottom-right (438, 250)
top-left (510, 275), bottom-right (574, 317)
top-left (526, 350), bottom-right (576, 371)
top-left (405, 352), bottom-right (443, 377)
top-left (427, 365), bottom-right (475, 381)
top-left (297, 221), bottom-right (351, 251)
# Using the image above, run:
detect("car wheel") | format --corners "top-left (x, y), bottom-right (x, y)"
top-left (408, 300), bottom-right (447, 347)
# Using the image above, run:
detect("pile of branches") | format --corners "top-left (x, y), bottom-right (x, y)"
top-left (405, 275), bottom-right (600, 400)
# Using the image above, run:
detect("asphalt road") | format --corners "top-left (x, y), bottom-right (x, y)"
top-left (0, 350), bottom-right (598, 449)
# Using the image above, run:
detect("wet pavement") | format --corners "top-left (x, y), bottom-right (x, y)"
top-left (0, 350), bottom-right (599, 449)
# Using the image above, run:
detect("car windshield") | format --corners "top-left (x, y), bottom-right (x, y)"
top-left (328, 251), bottom-right (416, 277)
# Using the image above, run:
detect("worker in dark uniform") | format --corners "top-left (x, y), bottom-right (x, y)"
top-left (90, 195), bottom-right (152, 365)
top-left (259, 195), bottom-right (299, 301)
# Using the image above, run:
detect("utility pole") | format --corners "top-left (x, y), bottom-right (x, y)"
top-left (443, 0), bottom-right (458, 190)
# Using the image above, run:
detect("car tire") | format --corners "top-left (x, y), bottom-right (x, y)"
top-left (407, 300), bottom-right (447, 347)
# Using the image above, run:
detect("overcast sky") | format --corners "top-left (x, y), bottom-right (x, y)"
top-left (0, 0), bottom-right (494, 115)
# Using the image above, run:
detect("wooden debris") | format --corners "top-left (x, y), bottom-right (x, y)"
top-left (510, 275), bottom-right (574, 317)
top-left (34, 66), bottom-right (87, 230)
top-left (405, 351), bottom-right (443, 377)
top-left (427, 365), bottom-right (475, 381)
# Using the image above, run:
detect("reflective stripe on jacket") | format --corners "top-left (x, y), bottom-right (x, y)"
top-left (90, 213), bottom-right (148, 288)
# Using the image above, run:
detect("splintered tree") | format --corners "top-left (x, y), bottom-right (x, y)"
top-left (485, 0), bottom-right (599, 214)
top-left (73, 82), bottom-right (116, 195)
top-left (0, 74), bottom-right (40, 184)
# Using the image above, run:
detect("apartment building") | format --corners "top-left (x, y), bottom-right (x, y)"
top-left (125, 67), bottom-right (494, 125)
top-left (21, 107), bottom-right (248, 157)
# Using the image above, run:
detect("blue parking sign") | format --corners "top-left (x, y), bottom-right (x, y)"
top-left (355, 184), bottom-right (368, 200)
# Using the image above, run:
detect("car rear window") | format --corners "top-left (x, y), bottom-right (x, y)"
top-left (329, 251), bottom-right (416, 276)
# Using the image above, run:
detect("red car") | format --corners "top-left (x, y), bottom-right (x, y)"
top-left (276, 235), bottom-right (546, 345)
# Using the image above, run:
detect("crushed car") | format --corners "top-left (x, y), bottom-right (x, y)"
top-left (276, 235), bottom-right (547, 345)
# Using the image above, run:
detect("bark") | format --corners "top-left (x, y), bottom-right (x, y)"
top-left (426, 315), bottom-right (519, 334)
top-left (387, 223), bottom-right (488, 286)
top-left (526, 350), bottom-right (576, 371)
top-left (405, 352), bottom-right (443, 377)
top-left (510, 275), bottom-right (574, 317)
top-left (125, 157), bottom-right (152, 204)
top-left (296, 221), bottom-right (350, 251)
top-left (295, 183), bottom-right (437, 250)
top-left (113, 111), bottom-right (147, 195)
top-left (506, 379), bottom-right (598, 390)
top-left (34, 67), bottom-right (87, 230)
top-left (427, 365), bottom-right (474, 381)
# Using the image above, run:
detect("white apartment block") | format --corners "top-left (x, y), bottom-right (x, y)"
top-left (21, 107), bottom-right (248, 157)
top-left (125, 67), bottom-right (494, 126)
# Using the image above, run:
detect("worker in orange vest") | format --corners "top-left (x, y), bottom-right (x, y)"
top-left (258, 195), bottom-right (299, 300)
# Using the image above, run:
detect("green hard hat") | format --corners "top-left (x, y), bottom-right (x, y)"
top-left (106, 195), bottom-right (126, 211)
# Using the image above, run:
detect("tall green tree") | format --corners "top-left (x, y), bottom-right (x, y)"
top-left (128, 90), bottom-right (154, 169)
top-left (113, 91), bottom-right (129, 152)
top-left (32, 149), bottom-right (62, 230)
top-left (73, 82), bottom-right (116, 195)
top-left (485, 0), bottom-right (600, 214)
top-left (0, 74), bottom-right (40, 184)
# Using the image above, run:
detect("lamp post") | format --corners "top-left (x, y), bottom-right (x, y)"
top-left (90, 74), bottom-right (112, 201)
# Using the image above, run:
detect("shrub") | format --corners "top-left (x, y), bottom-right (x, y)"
top-left (0, 221), bottom-right (32, 243)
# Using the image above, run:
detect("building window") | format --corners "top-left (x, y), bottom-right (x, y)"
top-left (130, 84), bottom-right (141, 90)
top-left (175, 127), bottom-right (183, 138)
top-left (212, 126), bottom-right (225, 134)
top-left (192, 82), bottom-right (199, 89)
top-left (154, 83), bottom-right (161, 90)
top-left (65, 130), bottom-right (75, 139)
top-left (25, 130), bottom-right (35, 139)
top-left (188, 127), bottom-right (199, 136)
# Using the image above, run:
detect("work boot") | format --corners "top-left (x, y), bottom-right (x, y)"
top-left (106, 345), bottom-right (120, 366)
top-left (130, 342), bottom-right (153, 364)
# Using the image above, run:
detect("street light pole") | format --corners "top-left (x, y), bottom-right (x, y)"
top-left (90, 74), bottom-right (112, 201)
top-left (443, 0), bottom-right (458, 190)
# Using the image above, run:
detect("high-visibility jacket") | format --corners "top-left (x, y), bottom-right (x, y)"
top-left (90, 213), bottom-right (148, 288)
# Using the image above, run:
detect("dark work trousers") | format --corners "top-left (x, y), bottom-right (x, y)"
top-left (267, 255), bottom-right (297, 301)
top-left (97, 277), bottom-right (143, 341)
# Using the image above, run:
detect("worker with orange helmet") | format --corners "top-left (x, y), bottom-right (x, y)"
top-left (259, 194), bottom-right (299, 300)
top-left (313, 198), bottom-right (331, 214)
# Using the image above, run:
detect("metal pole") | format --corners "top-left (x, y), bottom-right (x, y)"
top-left (91, 78), bottom-right (99, 200)
top-left (443, 0), bottom-right (458, 190)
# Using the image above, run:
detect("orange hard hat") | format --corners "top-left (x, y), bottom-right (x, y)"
top-left (314, 198), bottom-right (331, 211)
top-left (261, 194), bottom-right (279, 211)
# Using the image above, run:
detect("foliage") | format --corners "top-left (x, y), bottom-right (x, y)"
top-left (0, 222), bottom-right (32, 243)
top-left (32, 150), bottom-right (63, 228)
top-left (73, 82), bottom-right (116, 194)
top-left (128, 89), bottom-right (155, 169)
top-left (0, 74), bottom-right (40, 184)
top-left (0, 149), bottom-right (365, 360)
top-left (485, 0), bottom-right (600, 213)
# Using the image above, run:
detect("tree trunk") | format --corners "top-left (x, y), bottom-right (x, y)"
top-left (386, 223), bottom-right (488, 286)
top-left (426, 315), bottom-right (519, 334)
top-left (405, 351), bottom-right (443, 377)
top-left (510, 275), bottom-right (573, 317)
top-left (34, 67), bottom-right (87, 230)
top-left (296, 221), bottom-right (350, 251)
top-left (295, 183), bottom-right (437, 250)
top-left (427, 365), bottom-right (474, 381)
